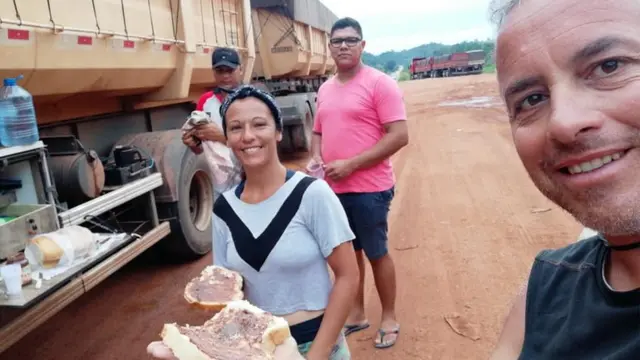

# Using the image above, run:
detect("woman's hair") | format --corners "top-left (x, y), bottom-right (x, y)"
top-left (219, 85), bottom-right (283, 137)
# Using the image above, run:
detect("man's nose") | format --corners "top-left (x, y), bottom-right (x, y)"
top-left (547, 86), bottom-right (604, 144)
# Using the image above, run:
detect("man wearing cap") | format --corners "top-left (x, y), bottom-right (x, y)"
top-left (182, 47), bottom-right (243, 149)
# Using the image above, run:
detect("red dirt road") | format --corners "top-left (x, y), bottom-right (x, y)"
top-left (3, 74), bottom-right (583, 360)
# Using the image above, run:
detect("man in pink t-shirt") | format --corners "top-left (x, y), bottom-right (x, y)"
top-left (311, 17), bottom-right (409, 350)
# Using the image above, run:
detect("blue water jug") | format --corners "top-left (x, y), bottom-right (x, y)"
top-left (0, 75), bottom-right (39, 147)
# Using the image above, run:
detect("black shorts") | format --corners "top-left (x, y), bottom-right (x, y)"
top-left (337, 187), bottom-right (395, 261)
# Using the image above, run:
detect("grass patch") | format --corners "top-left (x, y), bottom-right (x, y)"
top-left (483, 64), bottom-right (496, 73)
top-left (398, 70), bottom-right (411, 82)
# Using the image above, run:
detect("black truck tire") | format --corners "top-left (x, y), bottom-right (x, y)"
top-left (289, 102), bottom-right (314, 152)
top-left (156, 149), bottom-right (214, 262)
top-left (278, 126), bottom-right (295, 154)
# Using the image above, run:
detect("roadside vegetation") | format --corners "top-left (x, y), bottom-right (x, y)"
top-left (364, 38), bottom-right (497, 78)
top-left (483, 64), bottom-right (496, 73)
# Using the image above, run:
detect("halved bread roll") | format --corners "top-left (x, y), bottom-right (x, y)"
top-left (29, 235), bottom-right (64, 269)
top-left (161, 300), bottom-right (291, 360)
top-left (184, 265), bottom-right (244, 311)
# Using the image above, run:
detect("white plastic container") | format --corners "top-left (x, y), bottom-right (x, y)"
top-left (305, 159), bottom-right (325, 179)
top-left (0, 75), bottom-right (39, 147)
top-left (1, 263), bottom-right (23, 296)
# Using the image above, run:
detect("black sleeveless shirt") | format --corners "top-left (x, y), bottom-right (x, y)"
top-left (520, 236), bottom-right (640, 359)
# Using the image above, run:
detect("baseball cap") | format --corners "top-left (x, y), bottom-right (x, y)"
top-left (212, 47), bottom-right (240, 69)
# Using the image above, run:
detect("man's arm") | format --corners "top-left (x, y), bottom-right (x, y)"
top-left (491, 282), bottom-right (527, 360)
top-left (350, 75), bottom-right (409, 171)
top-left (311, 93), bottom-right (323, 163)
top-left (193, 123), bottom-right (227, 143)
top-left (350, 120), bottom-right (408, 171)
top-left (311, 132), bottom-right (322, 162)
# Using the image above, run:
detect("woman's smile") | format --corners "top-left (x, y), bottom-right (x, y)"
top-left (242, 146), bottom-right (264, 154)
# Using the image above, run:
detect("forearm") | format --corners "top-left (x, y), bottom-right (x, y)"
top-left (351, 129), bottom-right (408, 171)
top-left (490, 346), bottom-right (521, 360)
top-left (207, 132), bottom-right (227, 144)
top-left (490, 282), bottom-right (527, 360)
top-left (311, 133), bottom-right (322, 160)
top-left (307, 275), bottom-right (357, 358)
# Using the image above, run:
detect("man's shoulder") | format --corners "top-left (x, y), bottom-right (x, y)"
top-left (362, 65), bottom-right (387, 78)
top-left (535, 235), bottom-right (603, 270)
top-left (318, 75), bottom-right (337, 93)
top-left (361, 65), bottom-right (396, 84)
top-left (198, 90), bottom-right (215, 102)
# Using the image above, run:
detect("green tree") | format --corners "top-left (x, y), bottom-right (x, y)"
top-left (362, 38), bottom-right (496, 71)
top-left (384, 60), bottom-right (397, 73)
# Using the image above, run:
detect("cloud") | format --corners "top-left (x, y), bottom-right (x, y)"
top-left (365, 25), bottom-right (495, 55)
top-left (318, 0), bottom-right (496, 54)
top-left (320, 0), bottom-right (491, 18)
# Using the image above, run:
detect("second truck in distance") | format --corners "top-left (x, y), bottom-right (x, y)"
top-left (409, 49), bottom-right (485, 79)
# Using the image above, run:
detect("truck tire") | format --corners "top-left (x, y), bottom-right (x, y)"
top-left (279, 126), bottom-right (295, 154)
top-left (156, 149), bottom-right (214, 262)
top-left (113, 131), bottom-right (213, 262)
top-left (289, 102), bottom-right (314, 152)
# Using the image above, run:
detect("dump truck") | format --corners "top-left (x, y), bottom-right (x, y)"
top-left (409, 49), bottom-right (485, 79)
top-left (0, 0), bottom-right (337, 352)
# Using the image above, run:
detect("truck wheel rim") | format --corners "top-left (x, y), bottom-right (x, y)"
top-left (188, 170), bottom-right (213, 231)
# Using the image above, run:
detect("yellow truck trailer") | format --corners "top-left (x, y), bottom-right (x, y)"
top-left (0, 0), bottom-right (337, 352)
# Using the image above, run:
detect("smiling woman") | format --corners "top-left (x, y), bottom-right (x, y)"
top-left (215, 85), bottom-right (359, 359)
top-left (147, 85), bottom-right (359, 360)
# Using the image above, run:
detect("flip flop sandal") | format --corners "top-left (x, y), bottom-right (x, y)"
top-left (374, 327), bottom-right (400, 349)
top-left (343, 322), bottom-right (370, 336)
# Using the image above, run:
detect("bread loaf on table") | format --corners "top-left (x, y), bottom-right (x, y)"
top-left (161, 300), bottom-right (291, 360)
top-left (184, 265), bottom-right (244, 311)
top-left (29, 236), bottom-right (64, 269)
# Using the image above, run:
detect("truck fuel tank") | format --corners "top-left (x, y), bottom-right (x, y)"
top-left (43, 136), bottom-right (105, 208)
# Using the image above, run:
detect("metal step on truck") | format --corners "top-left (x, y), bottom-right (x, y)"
top-left (0, 0), bottom-right (337, 353)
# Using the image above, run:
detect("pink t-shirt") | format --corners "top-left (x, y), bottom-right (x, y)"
top-left (313, 66), bottom-right (407, 194)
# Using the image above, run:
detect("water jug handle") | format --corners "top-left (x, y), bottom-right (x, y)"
top-left (3, 75), bottom-right (24, 86)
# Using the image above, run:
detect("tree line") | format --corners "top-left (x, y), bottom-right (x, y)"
top-left (363, 39), bottom-right (496, 74)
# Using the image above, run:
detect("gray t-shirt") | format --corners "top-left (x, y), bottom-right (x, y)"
top-left (212, 171), bottom-right (355, 316)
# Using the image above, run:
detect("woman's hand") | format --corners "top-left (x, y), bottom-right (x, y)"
top-left (146, 337), bottom-right (304, 360)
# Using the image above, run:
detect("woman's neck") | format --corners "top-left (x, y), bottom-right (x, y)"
top-left (241, 162), bottom-right (288, 203)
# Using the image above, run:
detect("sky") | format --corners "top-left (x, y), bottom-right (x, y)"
top-left (318, 0), bottom-right (497, 55)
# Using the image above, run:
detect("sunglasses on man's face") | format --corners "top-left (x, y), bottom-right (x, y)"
top-left (329, 37), bottom-right (361, 48)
